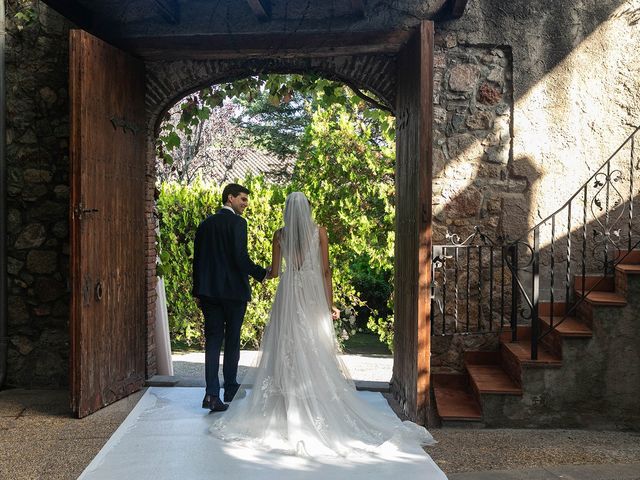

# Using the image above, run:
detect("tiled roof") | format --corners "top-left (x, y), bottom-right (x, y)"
top-left (209, 148), bottom-right (295, 184)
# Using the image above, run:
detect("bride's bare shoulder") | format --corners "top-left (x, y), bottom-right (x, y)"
top-left (318, 226), bottom-right (328, 239)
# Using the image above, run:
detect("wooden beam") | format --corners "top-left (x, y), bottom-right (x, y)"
top-left (351, 0), bottom-right (365, 18)
top-left (246, 0), bottom-right (271, 21)
top-left (121, 29), bottom-right (412, 60)
top-left (153, 0), bottom-right (180, 25)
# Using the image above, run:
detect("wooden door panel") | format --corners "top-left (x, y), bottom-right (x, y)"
top-left (392, 21), bottom-right (434, 425)
top-left (70, 30), bottom-right (147, 418)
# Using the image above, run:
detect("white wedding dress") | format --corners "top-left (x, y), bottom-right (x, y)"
top-left (209, 193), bottom-right (443, 467)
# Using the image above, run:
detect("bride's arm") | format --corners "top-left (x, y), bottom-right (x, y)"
top-left (319, 227), bottom-right (339, 319)
top-left (270, 229), bottom-right (282, 278)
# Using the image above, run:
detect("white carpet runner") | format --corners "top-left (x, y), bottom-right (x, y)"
top-left (79, 387), bottom-right (447, 480)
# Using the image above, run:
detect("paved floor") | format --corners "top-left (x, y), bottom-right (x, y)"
top-left (171, 350), bottom-right (394, 383)
top-left (427, 428), bottom-right (640, 476)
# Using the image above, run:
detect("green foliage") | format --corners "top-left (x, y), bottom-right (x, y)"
top-left (13, 4), bottom-right (38, 31)
top-left (158, 176), bottom-right (370, 349)
top-left (157, 74), bottom-right (394, 170)
top-left (232, 91), bottom-right (310, 162)
top-left (290, 90), bottom-right (396, 350)
top-left (157, 178), bottom-right (284, 349)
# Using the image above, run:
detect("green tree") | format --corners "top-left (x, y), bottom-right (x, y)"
top-left (233, 91), bottom-right (310, 163)
top-left (290, 86), bottom-right (396, 348)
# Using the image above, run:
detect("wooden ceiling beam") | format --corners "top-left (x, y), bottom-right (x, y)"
top-left (40, 0), bottom-right (124, 46)
top-left (246, 0), bottom-right (271, 22)
top-left (121, 29), bottom-right (412, 60)
top-left (153, 0), bottom-right (180, 25)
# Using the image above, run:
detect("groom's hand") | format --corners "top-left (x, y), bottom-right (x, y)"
top-left (263, 266), bottom-right (272, 282)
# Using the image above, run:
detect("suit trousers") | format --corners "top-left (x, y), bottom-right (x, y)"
top-left (200, 298), bottom-right (248, 397)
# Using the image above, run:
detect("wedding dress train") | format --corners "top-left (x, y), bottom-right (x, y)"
top-left (209, 193), bottom-right (445, 474)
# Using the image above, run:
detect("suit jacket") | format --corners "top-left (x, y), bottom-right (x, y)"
top-left (192, 208), bottom-right (267, 302)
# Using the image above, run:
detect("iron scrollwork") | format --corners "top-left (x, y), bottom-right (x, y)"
top-left (590, 169), bottom-right (626, 272)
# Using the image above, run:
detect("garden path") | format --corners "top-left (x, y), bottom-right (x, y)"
top-left (171, 349), bottom-right (393, 384)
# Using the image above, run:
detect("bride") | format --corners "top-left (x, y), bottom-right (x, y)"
top-left (209, 192), bottom-right (443, 465)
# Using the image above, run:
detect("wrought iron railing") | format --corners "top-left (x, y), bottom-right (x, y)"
top-left (432, 126), bottom-right (640, 360)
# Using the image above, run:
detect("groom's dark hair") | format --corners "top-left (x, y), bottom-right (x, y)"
top-left (222, 183), bottom-right (251, 205)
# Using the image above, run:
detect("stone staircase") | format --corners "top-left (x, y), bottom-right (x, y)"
top-left (432, 250), bottom-right (640, 429)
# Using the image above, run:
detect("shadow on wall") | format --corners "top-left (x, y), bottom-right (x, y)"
top-left (430, 153), bottom-right (541, 373)
top-left (430, 133), bottom-right (640, 374)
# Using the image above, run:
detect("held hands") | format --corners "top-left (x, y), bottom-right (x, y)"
top-left (331, 306), bottom-right (341, 321)
top-left (264, 266), bottom-right (274, 281)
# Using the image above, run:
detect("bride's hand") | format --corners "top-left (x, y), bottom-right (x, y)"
top-left (331, 306), bottom-right (340, 321)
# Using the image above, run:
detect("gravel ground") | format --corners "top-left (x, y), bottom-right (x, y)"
top-left (0, 388), bottom-right (145, 480)
top-left (427, 428), bottom-right (640, 474)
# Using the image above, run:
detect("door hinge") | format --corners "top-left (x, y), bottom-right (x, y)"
top-left (110, 116), bottom-right (140, 135)
top-left (73, 202), bottom-right (99, 220)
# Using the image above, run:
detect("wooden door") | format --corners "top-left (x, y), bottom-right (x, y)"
top-left (391, 21), bottom-right (434, 425)
top-left (69, 30), bottom-right (147, 418)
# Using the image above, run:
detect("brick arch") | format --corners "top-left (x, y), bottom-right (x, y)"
top-left (144, 54), bottom-right (397, 133)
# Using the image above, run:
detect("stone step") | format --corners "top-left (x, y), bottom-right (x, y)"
top-left (539, 301), bottom-right (568, 317)
top-left (616, 263), bottom-right (640, 274)
top-left (617, 249), bottom-right (640, 264)
top-left (500, 328), bottom-right (562, 368)
top-left (464, 351), bottom-right (501, 366)
top-left (581, 290), bottom-right (627, 306)
top-left (540, 315), bottom-right (592, 337)
top-left (432, 374), bottom-right (482, 422)
top-left (466, 363), bottom-right (522, 395)
top-left (574, 275), bottom-right (615, 293)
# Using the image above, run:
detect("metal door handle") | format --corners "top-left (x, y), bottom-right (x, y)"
top-left (95, 282), bottom-right (103, 301)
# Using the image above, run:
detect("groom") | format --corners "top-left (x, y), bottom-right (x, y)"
top-left (192, 183), bottom-right (269, 412)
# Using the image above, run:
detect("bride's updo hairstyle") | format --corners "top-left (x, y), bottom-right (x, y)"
top-left (281, 192), bottom-right (318, 270)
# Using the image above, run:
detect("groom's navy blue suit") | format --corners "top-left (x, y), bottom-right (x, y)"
top-left (192, 207), bottom-right (267, 398)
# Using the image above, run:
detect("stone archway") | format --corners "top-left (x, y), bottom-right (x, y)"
top-left (142, 53), bottom-right (399, 375)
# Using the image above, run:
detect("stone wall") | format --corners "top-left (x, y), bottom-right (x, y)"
top-left (5, 0), bottom-right (72, 386)
top-left (435, 0), bottom-right (640, 239)
top-left (429, 41), bottom-right (515, 371)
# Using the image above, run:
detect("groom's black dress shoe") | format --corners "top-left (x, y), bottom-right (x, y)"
top-left (223, 388), bottom-right (247, 403)
top-left (202, 394), bottom-right (228, 412)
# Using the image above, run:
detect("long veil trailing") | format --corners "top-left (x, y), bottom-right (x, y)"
top-left (209, 192), bottom-right (440, 461)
